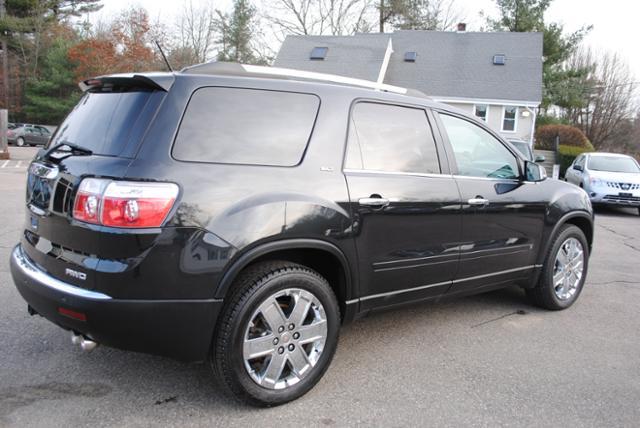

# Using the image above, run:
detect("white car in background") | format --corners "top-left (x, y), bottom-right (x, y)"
top-left (565, 152), bottom-right (640, 215)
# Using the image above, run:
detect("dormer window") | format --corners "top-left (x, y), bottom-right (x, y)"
top-left (493, 54), bottom-right (506, 65)
top-left (404, 51), bottom-right (417, 62)
top-left (310, 47), bottom-right (328, 60)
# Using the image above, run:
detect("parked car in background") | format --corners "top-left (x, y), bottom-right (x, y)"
top-left (10, 63), bottom-right (594, 407)
top-left (8, 122), bottom-right (30, 130)
top-left (565, 152), bottom-right (640, 215)
top-left (7, 125), bottom-right (51, 146)
top-left (507, 138), bottom-right (545, 163)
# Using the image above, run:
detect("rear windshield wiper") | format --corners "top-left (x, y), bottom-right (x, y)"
top-left (42, 142), bottom-right (93, 161)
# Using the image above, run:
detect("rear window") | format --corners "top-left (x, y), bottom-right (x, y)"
top-left (47, 90), bottom-right (162, 156)
top-left (172, 87), bottom-right (320, 166)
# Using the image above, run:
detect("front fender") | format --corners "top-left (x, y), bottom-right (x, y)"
top-left (536, 181), bottom-right (593, 266)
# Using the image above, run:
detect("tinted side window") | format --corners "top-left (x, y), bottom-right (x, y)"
top-left (345, 102), bottom-right (440, 174)
top-left (439, 114), bottom-right (519, 179)
top-left (173, 87), bottom-right (319, 166)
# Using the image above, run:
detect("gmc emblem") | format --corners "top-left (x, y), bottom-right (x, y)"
top-left (65, 268), bottom-right (87, 281)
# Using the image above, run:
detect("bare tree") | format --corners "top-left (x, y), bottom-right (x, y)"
top-left (390, 0), bottom-right (465, 31)
top-left (263, 0), bottom-right (376, 39)
top-left (565, 49), bottom-right (637, 149)
top-left (174, 0), bottom-right (218, 63)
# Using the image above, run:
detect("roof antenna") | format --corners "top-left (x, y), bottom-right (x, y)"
top-left (155, 40), bottom-right (174, 72)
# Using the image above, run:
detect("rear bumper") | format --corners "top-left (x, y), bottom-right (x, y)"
top-left (10, 244), bottom-right (223, 361)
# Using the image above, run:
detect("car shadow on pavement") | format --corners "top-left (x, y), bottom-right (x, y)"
top-left (9, 285), bottom-right (540, 413)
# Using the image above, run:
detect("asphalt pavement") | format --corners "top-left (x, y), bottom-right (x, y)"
top-left (0, 147), bottom-right (638, 427)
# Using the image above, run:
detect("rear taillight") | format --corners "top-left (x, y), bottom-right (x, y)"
top-left (72, 178), bottom-right (179, 228)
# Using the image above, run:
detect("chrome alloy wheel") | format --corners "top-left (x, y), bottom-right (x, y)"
top-left (243, 288), bottom-right (327, 390)
top-left (553, 237), bottom-right (585, 301)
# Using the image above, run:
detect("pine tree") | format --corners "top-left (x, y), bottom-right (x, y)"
top-left (0, 1), bottom-right (103, 117)
top-left (488, 0), bottom-right (592, 109)
top-left (216, 0), bottom-right (260, 64)
top-left (24, 33), bottom-right (81, 124)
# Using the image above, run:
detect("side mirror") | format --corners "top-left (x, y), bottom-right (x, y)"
top-left (534, 155), bottom-right (545, 163)
top-left (573, 164), bottom-right (583, 172)
top-left (525, 161), bottom-right (547, 182)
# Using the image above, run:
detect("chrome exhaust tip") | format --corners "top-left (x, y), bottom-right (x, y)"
top-left (71, 332), bottom-right (83, 346)
top-left (80, 338), bottom-right (98, 352)
top-left (71, 332), bottom-right (98, 352)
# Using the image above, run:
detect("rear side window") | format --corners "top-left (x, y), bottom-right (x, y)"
top-left (345, 102), bottom-right (440, 174)
top-left (48, 90), bottom-right (162, 156)
top-left (173, 87), bottom-right (320, 166)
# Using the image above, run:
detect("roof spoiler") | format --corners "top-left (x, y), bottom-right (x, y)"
top-left (79, 73), bottom-right (175, 92)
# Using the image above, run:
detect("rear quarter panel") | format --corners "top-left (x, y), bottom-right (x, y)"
top-left (125, 76), bottom-right (358, 300)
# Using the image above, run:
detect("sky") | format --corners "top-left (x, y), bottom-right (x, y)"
top-left (92, 0), bottom-right (640, 81)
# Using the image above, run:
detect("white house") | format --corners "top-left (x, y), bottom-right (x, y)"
top-left (274, 28), bottom-right (543, 144)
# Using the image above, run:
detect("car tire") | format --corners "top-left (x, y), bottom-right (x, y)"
top-left (527, 225), bottom-right (589, 310)
top-left (212, 260), bottom-right (340, 407)
top-left (16, 137), bottom-right (25, 147)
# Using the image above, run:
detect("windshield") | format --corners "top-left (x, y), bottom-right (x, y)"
top-left (46, 90), bottom-right (159, 156)
top-left (588, 156), bottom-right (640, 173)
top-left (510, 141), bottom-right (532, 161)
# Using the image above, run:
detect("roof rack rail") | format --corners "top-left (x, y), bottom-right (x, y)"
top-left (182, 61), bottom-right (412, 95)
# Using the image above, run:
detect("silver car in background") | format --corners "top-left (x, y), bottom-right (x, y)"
top-left (565, 152), bottom-right (640, 215)
top-left (6, 124), bottom-right (51, 146)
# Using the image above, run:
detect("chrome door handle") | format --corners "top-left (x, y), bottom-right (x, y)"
top-left (359, 197), bottom-right (390, 207)
top-left (468, 197), bottom-right (489, 206)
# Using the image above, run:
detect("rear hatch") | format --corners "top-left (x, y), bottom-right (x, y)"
top-left (22, 75), bottom-right (170, 294)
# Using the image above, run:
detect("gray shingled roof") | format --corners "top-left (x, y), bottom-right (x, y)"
top-left (274, 30), bottom-right (543, 104)
top-left (274, 34), bottom-right (390, 82)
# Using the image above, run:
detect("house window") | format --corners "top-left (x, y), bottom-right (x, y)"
top-left (473, 104), bottom-right (488, 122)
top-left (502, 106), bottom-right (518, 132)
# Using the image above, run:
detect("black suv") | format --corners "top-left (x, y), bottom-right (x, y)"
top-left (10, 63), bottom-right (593, 406)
